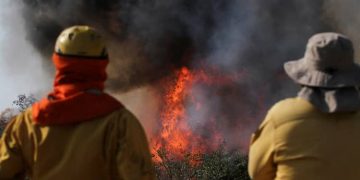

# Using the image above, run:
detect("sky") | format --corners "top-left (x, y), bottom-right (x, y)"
top-left (0, 1), bottom-right (51, 111)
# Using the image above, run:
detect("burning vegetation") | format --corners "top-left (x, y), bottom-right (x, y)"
top-left (151, 66), bottom-right (251, 178)
top-left (152, 67), bottom-right (221, 162)
top-left (151, 66), bottom-right (253, 160)
top-left (152, 67), bottom-right (206, 161)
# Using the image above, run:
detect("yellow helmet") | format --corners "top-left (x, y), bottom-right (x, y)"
top-left (55, 25), bottom-right (107, 57)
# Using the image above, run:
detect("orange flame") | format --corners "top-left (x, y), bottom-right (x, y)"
top-left (151, 66), bottom-right (241, 162)
top-left (152, 67), bottom-right (207, 161)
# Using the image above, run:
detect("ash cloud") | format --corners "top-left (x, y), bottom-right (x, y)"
top-left (18, 0), bottom-right (353, 150)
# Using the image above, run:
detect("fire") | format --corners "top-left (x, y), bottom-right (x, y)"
top-left (151, 66), bottom-right (242, 162)
top-left (152, 67), bottom-right (207, 161)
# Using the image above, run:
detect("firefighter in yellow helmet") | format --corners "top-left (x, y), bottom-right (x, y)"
top-left (0, 25), bottom-right (155, 179)
top-left (55, 25), bottom-right (108, 57)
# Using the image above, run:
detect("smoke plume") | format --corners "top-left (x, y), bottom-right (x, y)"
top-left (18, 0), bottom-right (358, 150)
top-left (324, 0), bottom-right (360, 60)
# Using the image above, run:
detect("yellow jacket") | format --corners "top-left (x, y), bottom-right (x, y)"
top-left (249, 98), bottom-right (360, 180)
top-left (0, 108), bottom-right (155, 180)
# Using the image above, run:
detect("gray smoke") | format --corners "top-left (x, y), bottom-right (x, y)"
top-left (0, 0), bottom-right (51, 111)
top-left (324, 0), bottom-right (360, 61)
top-left (18, 0), bottom-right (349, 150)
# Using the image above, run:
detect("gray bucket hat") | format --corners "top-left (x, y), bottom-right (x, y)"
top-left (284, 32), bottom-right (360, 88)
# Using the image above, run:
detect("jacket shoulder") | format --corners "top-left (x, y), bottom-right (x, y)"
top-left (104, 108), bottom-right (144, 130)
top-left (8, 108), bottom-right (34, 128)
top-left (106, 108), bottom-right (139, 123)
top-left (267, 97), bottom-right (318, 127)
top-left (1, 108), bottom-right (34, 144)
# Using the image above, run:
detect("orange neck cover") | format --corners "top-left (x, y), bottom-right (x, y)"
top-left (32, 54), bottom-right (122, 125)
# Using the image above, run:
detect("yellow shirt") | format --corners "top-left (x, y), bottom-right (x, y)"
top-left (0, 108), bottom-right (155, 180)
top-left (249, 98), bottom-right (360, 180)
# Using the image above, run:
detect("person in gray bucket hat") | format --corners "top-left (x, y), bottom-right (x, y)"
top-left (249, 32), bottom-right (360, 180)
top-left (285, 32), bottom-right (360, 112)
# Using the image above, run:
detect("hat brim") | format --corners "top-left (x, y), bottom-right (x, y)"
top-left (284, 58), bottom-right (360, 88)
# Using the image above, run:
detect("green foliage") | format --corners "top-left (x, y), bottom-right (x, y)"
top-left (153, 146), bottom-right (250, 180)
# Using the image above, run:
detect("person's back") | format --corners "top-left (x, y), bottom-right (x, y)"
top-left (249, 32), bottom-right (360, 180)
top-left (250, 97), bottom-right (360, 180)
top-left (0, 25), bottom-right (155, 179)
top-left (1, 108), bottom-right (154, 179)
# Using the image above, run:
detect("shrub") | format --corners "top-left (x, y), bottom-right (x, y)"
top-left (153, 145), bottom-right (250, 180)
